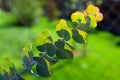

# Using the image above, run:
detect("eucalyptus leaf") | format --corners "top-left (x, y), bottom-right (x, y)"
top-left (56, 19), bottom-right (72, 41)
top-left (37, 43), bottom-right (55, 57)
top-left (72, 29), bottom-right (87, 43)
top-left (41, 30), bottom-right (53, 42)
top-left (55, 40), bottom-right (65, 50)
top-left (45, 56), bottom-right (59, 64)
top-left (56, 49), bottom-right (73, 59)
top-left (34, 57), bottom-right (51, 78)
top-left (23, 56), bottom-right (31, 73)
top-left (9, 64), bottom-right (16, 77)
top-left (57, 29), bottom-right (70, 41)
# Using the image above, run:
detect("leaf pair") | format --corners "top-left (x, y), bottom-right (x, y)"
top-left (55, 40), bottom-right (73, 59)
top-left (71, 4), bottom-right (103, 28)
top-left (33, 57), bottom-right (51, 78)
top-left (56, 19), bottom-right (87, 44)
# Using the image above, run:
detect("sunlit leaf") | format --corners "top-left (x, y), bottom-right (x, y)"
top-left (72, 29), bottom-right (87, 43)
top-left (5, 57), bottom-right (13, 67)
top-left (56, 19), bottom-right (72, 41)
top-left (0, 66), bottom-right (8, 74)
top-left (88, 15), bottom-right (97, 28)
top-left (96, 13), bottom-right (103, 22)
top-left (23, 43), bottom-right (34, 61)
top-left (64, 43), bottom-right (72, 51)
top-left (85, 4), bottom-right (99, 15)
top-left (40, 30), bottom-right (53, 42)
top-left (35, 37), bottom-right (51, 47)
top-left (85, 4), bottom-right (103, 23)
top-left (71, 11), bottom-right (86, 24)
top-left (23, 43), bottom-right (32, 52)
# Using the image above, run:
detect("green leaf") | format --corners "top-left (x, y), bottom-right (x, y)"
top-left (45, 56), bottom-right (59, 64)
top-left (37, 43), bottom-right (55, 57)
top-left (23, 56), bottom-right (31, 73)
top-left (65, 42), bottom-right (74, 50)
top-left (56, 49), bottom-right (73, 59)
top-left (24, 43), bottom-right (32, 52)
top-left (57, 29), bottom-right (70, 41)
top-left (64, 49), bottom-right (73, 59)
top-left (56, 19), bottom-right (72, 41)
top-left (55, 40), bottom-right (73, 59)
top-left (23, 43), bottom-right (34, 61)
top-left (89, 15), bottom-right (97, 28)
top-left (28, 51), bottom-right (34, 61)
top-left (33, 57), bottom-right (51, 78)
top-left (72, 29), bottom-right (87, 43)
top-left (55, 40), bottom-right (65, 50)
top-left (35, 37), bottom-right (51, 47)
top-left (71, 11), bottom-right (86, 24)
top-left (9, 64), bottom-right (16, 77)
top-left (40, 30), bottom-right (53, 42)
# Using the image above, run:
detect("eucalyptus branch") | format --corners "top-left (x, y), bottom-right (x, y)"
top-left (11, 61), bottom-right (36, 80)
top-left (0, 4), bottom-right (103, 80)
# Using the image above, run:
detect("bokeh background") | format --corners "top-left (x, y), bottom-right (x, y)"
top-left (0, 0), bottom-right (120, 80)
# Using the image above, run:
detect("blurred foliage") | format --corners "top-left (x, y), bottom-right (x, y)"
top-left (0, 9), bottom-right (17, 27)
top-left (0, 4), bottom-right (103, 79)
top-left (0, 0), bottom-right (103, 26)
top-left (0, 26), bottom-right (120, 80)
top-left (8, 0), bottom-right (46, 26)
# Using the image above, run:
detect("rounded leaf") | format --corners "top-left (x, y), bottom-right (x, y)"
top-left (72, 29), bottom-right (87, 43)
top-left (88, 15), bottom-right (97, 28)
top-left (85, 4), bottom-right (99, 15)
top-left (96, 13), bottom-right (103, 22)
top-left (37, 43), bottom-right (55, 57)
top-left (56, 19), bottom-right (72, 41)
top-left (55, 40), bottom-right (65, 50)
top-left (56, 49), bottom-right (73, 59)
top-left (40, 30), bottom-right (53, 41)
top-left (34, 57), bottom-right (51, 78)
top-left (35, 37), bottom-right (51, 47)
top-left (71, 11), bottom-right (86, 24)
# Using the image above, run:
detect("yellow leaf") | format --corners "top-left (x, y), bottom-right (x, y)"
top-left (86, 4), bottom-right (99, 15)
top-left (40, 30), bottom-right (51, 39)
top-left (56, 19), bottom-right (72, 37)
top-left (35, 37), bottom-right (51, 46)
top-left (96, 13), bottom-right (103, 22)
top-left (71, 11), bottom-right (86, 24)
top-left (78, 29), bottom-right (87, 42)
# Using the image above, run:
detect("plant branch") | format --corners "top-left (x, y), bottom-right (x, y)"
top-left (11, 61), bottom-right (36, 80)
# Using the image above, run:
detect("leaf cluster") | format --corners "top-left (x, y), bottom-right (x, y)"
top-left (0, 4), bottom-right (103, 80)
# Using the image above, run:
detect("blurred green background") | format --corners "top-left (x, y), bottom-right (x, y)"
top-left (0, 0), bottom-right (120, 80)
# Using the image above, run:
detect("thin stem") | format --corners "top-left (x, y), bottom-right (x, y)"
top-left (11, 61), bottom-right (36, 80)
top-left (11, 54), bottom-right (46, 80)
